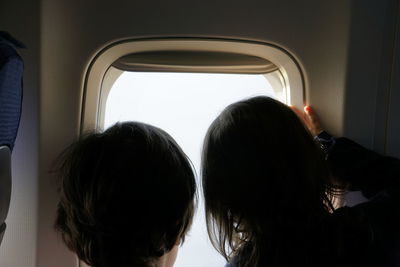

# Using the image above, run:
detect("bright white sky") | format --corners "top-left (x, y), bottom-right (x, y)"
top-left (104, 72), bottom-right (277, 267)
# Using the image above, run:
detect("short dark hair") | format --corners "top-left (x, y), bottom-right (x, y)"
top-left (55, 122), bottom-right (196, 267)
top-left (201, 96), bottom-right (336, 267)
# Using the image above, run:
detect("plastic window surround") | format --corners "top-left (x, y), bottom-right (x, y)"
top-left (78, 38), bottom-right (305, 267)
top-left (81, 38), bottom-right (305, 133)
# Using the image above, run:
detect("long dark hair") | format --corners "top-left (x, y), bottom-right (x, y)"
top-left (201, 96), bottom-right (336, 267)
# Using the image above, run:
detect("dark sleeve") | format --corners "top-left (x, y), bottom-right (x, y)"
top-left (318, 133), bottom-right (400, 200)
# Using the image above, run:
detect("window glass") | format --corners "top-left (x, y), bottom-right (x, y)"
top-left (103, 71), bottom-right (282, 267)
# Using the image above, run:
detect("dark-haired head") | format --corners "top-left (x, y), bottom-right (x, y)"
top-left (55, 122), bottom-right (196, 267)
top-left (202, 96), bottom-right (335, 267)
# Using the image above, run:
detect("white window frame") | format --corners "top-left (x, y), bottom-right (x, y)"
top-left (78, 38), bottom-right (305, 267)
top-left (80, 38), bottom-right (305, 133)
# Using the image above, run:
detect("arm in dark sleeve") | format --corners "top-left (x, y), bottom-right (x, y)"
top-left (316, 132), bottom-right (400, 200)
top-left (317, 133), bottom-right (400, 266)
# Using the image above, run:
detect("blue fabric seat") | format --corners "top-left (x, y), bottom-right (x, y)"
top-left (0, 31), bottom-right (24, 246)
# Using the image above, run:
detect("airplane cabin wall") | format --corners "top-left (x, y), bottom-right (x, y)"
top-left (40, 2), bottom-right (352, 264)
top-left (1, 0), bottom-right (399, 267)
top-left (386, 1), bottom-right (400, 158)
top-left (345, 0), bottom-right (400, 156)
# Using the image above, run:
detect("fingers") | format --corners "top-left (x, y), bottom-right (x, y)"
top-left (290, 105), bottom-right (304, 120)
top-left (304, 106), bottom-right (317, 126)
top-left (290, 105), bottom-right (324, 136)
top-left (290, 105), bottom-right (312, 131)
top-left (304, 105), bottom-right (316, 120)
top-left (304, 105), bottom-right (324, 135)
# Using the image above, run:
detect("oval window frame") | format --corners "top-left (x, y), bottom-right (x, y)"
top-left (81, 38), bottom-right (305, 133)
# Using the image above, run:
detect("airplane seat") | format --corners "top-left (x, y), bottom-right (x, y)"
top-left (0, 31), bottom-right (24, 246)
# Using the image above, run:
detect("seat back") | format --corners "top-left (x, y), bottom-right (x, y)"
top-left (0, 31), bottom-right (24, 245)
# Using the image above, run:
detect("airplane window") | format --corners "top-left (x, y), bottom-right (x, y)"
top-left (101, 69), bottom-right (285, 267)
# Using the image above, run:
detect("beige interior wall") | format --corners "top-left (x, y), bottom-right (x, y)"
top-left (37, 4), bottom-right (352, 266)
top-left (0, 0), bottom-right (397, 266)
top-left (35, 0), bottom-right (360, 263)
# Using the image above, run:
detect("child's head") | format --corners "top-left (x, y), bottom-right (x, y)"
top-left (201, 96), bottom-right (334, 265)
top-left (55, 122), bottom-right (196, 267)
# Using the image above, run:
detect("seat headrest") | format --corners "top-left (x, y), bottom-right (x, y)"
top-left (0, 31), bottom-right (24, 151)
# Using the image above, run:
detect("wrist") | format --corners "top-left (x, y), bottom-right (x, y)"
top-left (314, 131), bottom-right (336, 156)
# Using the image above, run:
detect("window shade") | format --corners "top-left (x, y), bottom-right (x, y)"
top-left (112, 51), bottom-right (278, 74)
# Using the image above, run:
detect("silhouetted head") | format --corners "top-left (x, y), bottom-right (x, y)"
top-left (55, 122), bottom-right (196, 267)
top-left (202, 96), bottom-right (334, 267)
